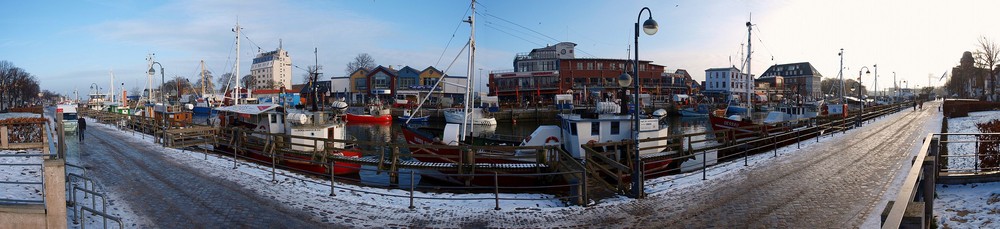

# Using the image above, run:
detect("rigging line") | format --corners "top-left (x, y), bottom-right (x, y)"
top-left (482, 23), bottom-right (544, 47)
top-left (481, 19), bottom-right (550, 45)
top-left (752, 25), bottom-right (776, 62)
top-left (476, 12), bottom-right (551, 44)
top-left (410, 41), bottom-right (470, 120)
top-left (435, 4), bottom-right (472, 67)
top-left (239, 30), bottom-right (263, 52)
top-left (483, 12), bottom-right (560, 43)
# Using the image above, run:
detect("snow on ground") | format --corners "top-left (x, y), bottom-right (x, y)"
top-left (946, 110), bottom-right (1000, 171)
top-left (936, 182), bottom-right (1000, 228)
top-left (0, 112), bottom-right (42, 120)
top-left (0, 149), bottom-right (44, 203)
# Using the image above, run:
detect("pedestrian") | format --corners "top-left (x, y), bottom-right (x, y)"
top-left (77, 117), bottom-right (87, 142)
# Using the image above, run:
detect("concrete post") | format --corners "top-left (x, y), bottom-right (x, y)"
top-left (0, 126), bottom-right (8, 148)
top-left (43, 158), bottom-right (67, 229)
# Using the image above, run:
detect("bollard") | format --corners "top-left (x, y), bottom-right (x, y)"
top-left (232, 135), bottom-right (239, 169)
top-left (494, 172), bottom-right (501, 211)
top-left (702, 150), bottom-right (707, 180)
top-left (271, 155), bottom-right (277, 183)
top-left (329, 161), bottom-right (336, 196)
top-left (796, 132), bottom-right (800, 149)
top-left (409, 170), bottom-right (416, 210)
top-left (744, 146), bottom-right (748, 166)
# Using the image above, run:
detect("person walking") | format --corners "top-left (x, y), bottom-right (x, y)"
top-left (77, 117), bottom-right (86, 142)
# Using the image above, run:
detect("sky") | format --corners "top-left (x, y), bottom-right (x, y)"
top-left (3, 0), bottom-right (1000, 96)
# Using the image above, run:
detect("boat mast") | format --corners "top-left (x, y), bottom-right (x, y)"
top-left (461, 0), bottom-right (475, 141)
top-left (109, 69), bottom-right (115, 103)
top-left (200, 60), bottom-right (206, 96)
top-left (839, 49), bottom-right (844, 104)
top-left (744, 19), bottom-right (752, 118)
top-left (234, 20), bottom-right (241, 105)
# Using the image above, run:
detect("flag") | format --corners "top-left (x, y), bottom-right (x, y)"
top-left (939, 70), bottom-right (948, 81)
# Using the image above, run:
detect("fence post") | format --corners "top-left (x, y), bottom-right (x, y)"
top-left (0, 125), bottom-right (7, 148)
top-left (494, 172), bottom-right (501, 211)
top-left (744, 145), bottom-right (748, 166)
top-left (232, 131), bottom-right (239, 169)
top-left (975, 137), bottom-right (979, 174)
top-left (702, 150), bottom-right (707, 180)
top-left (409, 170), bottom-right (416, 210)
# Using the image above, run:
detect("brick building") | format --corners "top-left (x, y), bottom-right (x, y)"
top-left (489, 42), bottom-right (687, 106)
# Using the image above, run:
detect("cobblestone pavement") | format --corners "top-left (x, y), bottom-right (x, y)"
top-left (68, 123), bottom-right (334, 228)
top-left (623, 102), bottom-right (942, 228)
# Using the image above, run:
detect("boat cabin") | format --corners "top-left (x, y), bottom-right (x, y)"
top-left (215, 104), bottom-right (285, 137)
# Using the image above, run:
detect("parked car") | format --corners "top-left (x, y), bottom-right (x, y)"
top-left (56, 104), bottom-right (78, 133)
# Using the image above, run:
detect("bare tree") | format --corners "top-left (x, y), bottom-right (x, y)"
top-left (217, 72), bottom-right (234, 90)
top-left (302, 65), bottom-right (322, 84)
top-left (194, 69), bottom-right (215, 94)
top-left (344, 53), bottom-right (376, 76)
top-left (0, 60), bottom-right (41, 109)
top-left (974, 36), bottom-right (1000, 100)
top-left (240, 74), bottom-right (254, 89)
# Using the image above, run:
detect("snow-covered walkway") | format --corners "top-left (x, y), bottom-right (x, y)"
top-left (70, 102), bottom-right (942, 228)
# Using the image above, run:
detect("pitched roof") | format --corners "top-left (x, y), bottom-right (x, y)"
top-left (760, 62), bottom-right (823, 78)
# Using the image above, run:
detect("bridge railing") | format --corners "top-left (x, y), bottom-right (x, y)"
top-left (882, 134), bottom-right (938, 229)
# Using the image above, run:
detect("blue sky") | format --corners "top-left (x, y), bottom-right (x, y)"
top-left (3, 0), bottom-right (999, 96)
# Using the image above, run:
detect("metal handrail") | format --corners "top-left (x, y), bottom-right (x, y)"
top-left (882, 133), bottom-right (936, 229)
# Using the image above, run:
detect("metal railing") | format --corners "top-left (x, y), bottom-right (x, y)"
top-left (937, 133), bottom-right (1000, 175)
top-left (882, 134), bottom-right (938, 229)
top-left (0, 153), bottom-right (49, 204)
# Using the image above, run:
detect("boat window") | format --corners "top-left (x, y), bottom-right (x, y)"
top-left (591, 122), bottom-right (599, 136)
top-left (611, 121), bottom-right (620, 135)
top-left (270, 114), bottom-right (277, 123)
top-left (570, 123), bottom-right (577, 136)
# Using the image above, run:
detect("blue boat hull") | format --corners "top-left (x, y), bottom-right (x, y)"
top-left (193, 106), bottom-right (216, 115)
top-left (397, 115), bottom-right (429, 122)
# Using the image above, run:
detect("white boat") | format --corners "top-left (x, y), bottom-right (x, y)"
top-left (444, 108), bottom-right (496, 125)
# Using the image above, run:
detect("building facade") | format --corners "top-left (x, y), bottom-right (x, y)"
top-left (757, 62), bottom-right (823, 100)
top-left (340, 65), bottom-right (465, 106)
top-left (704, 66), bottom-right (754, 101)
top-left (489, 42), bottom-right (673, 106)
top-left (250, 47), bottom-right (293, 90)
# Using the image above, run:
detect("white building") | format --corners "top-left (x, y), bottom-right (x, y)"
top-left (250, 47), bottom-right (293, 90)
top-left (705, 66), bottom-right (754, 101)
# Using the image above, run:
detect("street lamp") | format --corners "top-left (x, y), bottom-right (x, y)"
top-left (618, 72), bottom-right (631, 114)
top-left (148, 61), bottom-right (166, 146)
top-left (148, 62), bottom-right (165, 104)
top-left (892, 72), bottom-right (897, 104)
top-left (857, 66), bottom-right (870, 127)
top-left (630, 6), bottom-right (658, 199)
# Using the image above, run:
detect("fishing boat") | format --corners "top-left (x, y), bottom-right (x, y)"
top-left (397, 109), bottom-right (428, 122)
top-left (345, 99), bottom-right (392, 123)
top-left (212, 21), bottom-right (360, 175)
top-left (443, 107), bottom-right (496, 125)
top-left (403, 101), bottom-right (681, 182)
top-left (678, 104), bottom-right (711, 117)
top-left (443, 87), bottom-right (498, 125)
top-left (215, 104), bottom-right (361, 175)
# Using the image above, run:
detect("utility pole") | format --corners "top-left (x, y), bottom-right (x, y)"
top-left (838, 49), bottom-right (844, 104)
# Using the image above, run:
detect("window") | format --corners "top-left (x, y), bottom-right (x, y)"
top-left (611, 121), bottom-right (620, 135)
top-left (570, 123), bottom-right (578, 136)
top-left (270, 114), bottom-right (277, 123)
top-left (374, 72), bottom-right (390, 88)
top-left (597, 63), bottom-right (603, 70)
top-left (577, 63), bottom-right (583, 70)
top-left (591, 122), bottom-right (600, 136)
top-left (355, 78), bottom-right (367, 90)
top-left (587, 63), bottom-right (594, 70)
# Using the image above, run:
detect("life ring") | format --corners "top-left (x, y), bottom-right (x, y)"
top-left (587, 139), bottom-right (597, 145)
top-left (545, 136), bottom-right (559, 143)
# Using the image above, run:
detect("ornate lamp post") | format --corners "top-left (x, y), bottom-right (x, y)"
top-left (629, 6), bottom-right (658, 198)
top-left (857, 66), bottom-right (870, 127)
top-left (618, 72), bottom-right (631, 115)
top-left (148, 62), bottom-right (165, 104)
